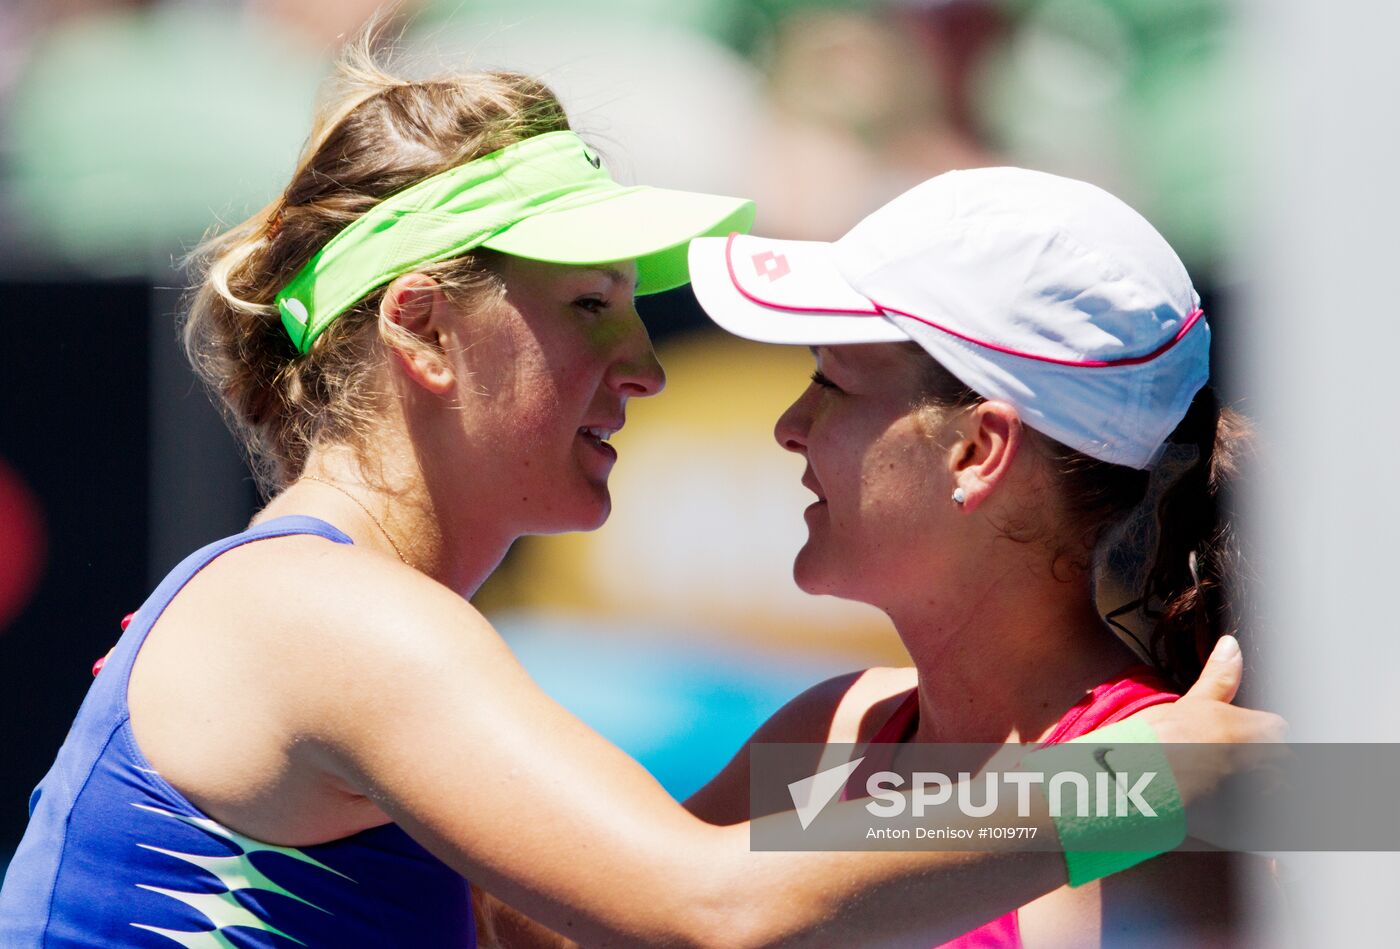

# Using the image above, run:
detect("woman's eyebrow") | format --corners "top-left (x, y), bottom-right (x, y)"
top-left (581, 266), bottom-right (634, 289)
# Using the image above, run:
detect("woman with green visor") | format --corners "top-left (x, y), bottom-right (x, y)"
top-left (0, 48), bottom-right (1282, 949)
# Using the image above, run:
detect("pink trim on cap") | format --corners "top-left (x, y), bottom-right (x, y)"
top-left (721, 232), bottom-right (1207, 369)
top-left (872, 300), bottom-right (1207, 369)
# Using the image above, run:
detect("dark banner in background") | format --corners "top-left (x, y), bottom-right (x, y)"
top-left (0, 281), bottom-right (152, 852)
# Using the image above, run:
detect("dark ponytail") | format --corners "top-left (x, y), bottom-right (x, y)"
top-left (1025, 383), bottom-right (1254, 691)
top-left (1137, 386), bottom-right (1253, 688)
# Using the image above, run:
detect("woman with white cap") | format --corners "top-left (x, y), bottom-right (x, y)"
top-left (0, 37), bottom-right (1282, 946)
top-left (684, 167), bottom-right (1259, 945)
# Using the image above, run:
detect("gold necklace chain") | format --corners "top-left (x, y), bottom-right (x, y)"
top-left (301, 476), bottom-right (411, 567)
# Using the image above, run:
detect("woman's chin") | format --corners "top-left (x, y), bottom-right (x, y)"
top-left (537, 485), bottom-right (612, 535)
top-left (792, 549), bottom-right (836, 596)
top-left (793, 549), bottom-right (874, 603)
top-left (579, 494), bottom-right (612, 532)
top-left (578, 478), bottom-right (613, 530)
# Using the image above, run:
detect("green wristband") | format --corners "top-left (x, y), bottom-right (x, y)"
top-left (1026, 717), bottom-right (1186, 887)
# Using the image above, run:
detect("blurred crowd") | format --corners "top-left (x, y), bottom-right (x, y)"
top-left (0, 0), bottom-right (1239, 277)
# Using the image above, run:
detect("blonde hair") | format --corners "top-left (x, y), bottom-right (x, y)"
top-left (181, 34), bottom-right (570, 495)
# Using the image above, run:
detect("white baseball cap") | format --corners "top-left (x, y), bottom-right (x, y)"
top-left (687, 167), bottom-right (1209, 469)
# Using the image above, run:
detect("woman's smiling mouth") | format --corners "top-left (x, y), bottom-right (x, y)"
top-left (578, 425), bottom-right (619, 461)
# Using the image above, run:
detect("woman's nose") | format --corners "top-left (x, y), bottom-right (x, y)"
top-left (606, 316), bottom-right (666, 398)
top-left (774, 390), bottom-right (813, 453)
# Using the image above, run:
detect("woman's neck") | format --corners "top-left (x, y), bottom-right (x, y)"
top-left (255, 447), bottom-right (512, 599)
top-left (888, 559), bottom-right (1139, 745)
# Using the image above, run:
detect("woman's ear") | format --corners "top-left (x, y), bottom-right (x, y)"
top-left (949, 401), bottom-right (1024, 512)
top-left (380, 273), bottom-right (456, 395)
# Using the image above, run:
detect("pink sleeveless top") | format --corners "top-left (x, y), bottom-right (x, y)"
top-left (856, 666), bottom-right (1179, 949)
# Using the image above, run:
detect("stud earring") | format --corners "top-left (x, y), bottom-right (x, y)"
top-left (952, 487), bottom-right (967, 505)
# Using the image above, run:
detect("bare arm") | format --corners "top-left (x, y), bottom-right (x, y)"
top-left (485, 668), bottom-right (915, 948)
top-left (274, 552), bottom-right (1280, 949)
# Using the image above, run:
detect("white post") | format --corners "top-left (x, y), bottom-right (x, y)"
top-left (1240, 1), bottom-right (1400, 940)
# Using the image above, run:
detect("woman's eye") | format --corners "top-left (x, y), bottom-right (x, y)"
top-left (810, 369), bottom-right (842, 392)
top-left (573, 297), bottom-right (608, 315)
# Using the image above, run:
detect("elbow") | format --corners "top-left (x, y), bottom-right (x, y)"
top-left (714, 915), bottom-right (794, 949)
top-left (665, 914), bottom-right (775, 949)
top-left (673, 883), bottom-right (806, 949)
top-left (646, 827), bottom-right (810, 949)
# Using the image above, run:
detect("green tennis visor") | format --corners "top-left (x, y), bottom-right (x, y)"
top-left (276, 130), bottom-right (757, 353)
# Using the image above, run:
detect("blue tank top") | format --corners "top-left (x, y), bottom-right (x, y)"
top-left (0, 516), bottom-right (476, 948)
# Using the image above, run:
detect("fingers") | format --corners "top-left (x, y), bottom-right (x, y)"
top-left (1183, 635), bottom-right (1243, 704)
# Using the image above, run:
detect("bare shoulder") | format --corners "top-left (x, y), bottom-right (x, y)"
top-left (128, 532), bottom-right (513, 842)
top-left (735, 664), bottom-right (916, 747)
top-left (155, 534), bottom-right (496, 665)
top-left (683, 665), bottom-right (915, 824)
top-left (203, 535), bottom-right (511, 713)
top-left (831, 665), bottom-right (918, 744)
